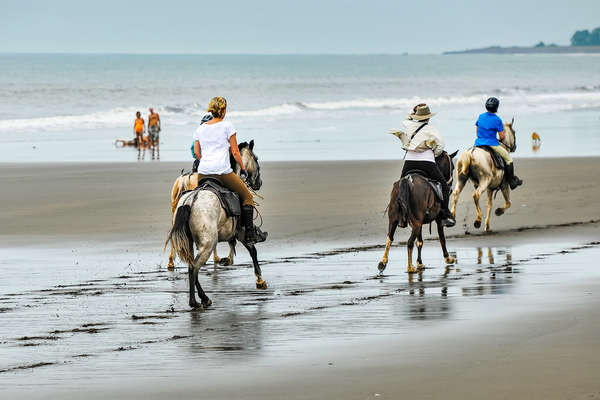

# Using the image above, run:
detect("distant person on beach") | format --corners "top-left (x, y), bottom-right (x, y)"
top-left (391, 103), bottom-right (456, 227)
top-left (134, 111), bottom-right (145, 147)
top-left (148, 107), bottom-right (161, 146)
top-left (474, 97), bottom-right (523, 189)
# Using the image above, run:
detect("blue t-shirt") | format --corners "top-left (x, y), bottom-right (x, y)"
top-left (474, 112), bottom-right (504, 146)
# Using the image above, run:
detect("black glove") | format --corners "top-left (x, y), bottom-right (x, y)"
top-left (240, 169), bottom-right (248, 181)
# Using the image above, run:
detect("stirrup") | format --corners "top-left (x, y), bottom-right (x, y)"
top-left (255, 227), bottom-right (268, 243)
top-left (509, 177), bottom-right (523, 190)
top-left (441, 216), bottom-right (456, 227)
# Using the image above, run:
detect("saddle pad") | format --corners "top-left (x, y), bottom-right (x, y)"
top-left (405, 173), bottom-right (444, 202)
top-left (476, 145), bottom-right (505, 169)
top-left (196, 178), bottom-right (242, 218)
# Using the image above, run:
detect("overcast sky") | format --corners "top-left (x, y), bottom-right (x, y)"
top-left (2, 0), bottom-right (599, 54)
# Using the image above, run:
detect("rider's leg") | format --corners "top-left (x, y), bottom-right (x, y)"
top-left (422, 162), bottom-right (456, 227)
top-left (491, 145), bottom-right (522, 189)
top-left (218, 173), bottom-right (266, 244)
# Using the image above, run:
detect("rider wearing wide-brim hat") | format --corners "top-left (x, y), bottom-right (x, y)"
top-left (391, 103), bottom-right (456, 227)
top-left (474, 97), bottom-right (523, 189)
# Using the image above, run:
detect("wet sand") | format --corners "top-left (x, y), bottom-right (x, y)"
top-left (1, 157), bottom-right (599, 248)
top-left (1, 158), bottom-right (600, 399)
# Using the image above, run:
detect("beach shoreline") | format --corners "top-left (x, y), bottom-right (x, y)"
top-left (2, 157), bottom-right (599, 249)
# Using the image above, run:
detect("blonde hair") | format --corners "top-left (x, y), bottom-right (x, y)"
top-left (207, 96), bottom-right (227, 119)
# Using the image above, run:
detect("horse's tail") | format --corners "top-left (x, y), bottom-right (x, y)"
top-left (165, 205), bottom-right (195, 266)
top-left (398, 177), bottom-right (411, 222)
top-left (455, 150), bottom-right (472, 188)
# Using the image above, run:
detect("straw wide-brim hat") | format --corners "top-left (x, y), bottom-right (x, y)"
top-left (409, 104), bottom-right (436, 121)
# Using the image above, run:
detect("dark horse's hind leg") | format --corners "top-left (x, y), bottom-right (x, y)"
top-left (407, 223), bottom-right (421, 273)
top-left (242, 242), bottom-right (267, 289)
top-left (194, 275), bottom-right (212, 307)
top-left (188, 266), bottom-right (202, 309)
top-left (436, 219), bottom-right (455, 264)
top-left (416, 228), bottom-right (424, 270)
top-left (378, 217), bottom-right (398, 273)
top-left (378, 185), bottom-right (401, 273)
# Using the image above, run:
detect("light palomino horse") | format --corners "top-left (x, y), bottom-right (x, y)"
top-left (451, 119), bottom-right (517, 232)
top-left (166, 141), bottom-right (266, 309)
top-left (167, 141), bottom-right (260, 269)
top-left (378, 151), bottom-right (457, 274)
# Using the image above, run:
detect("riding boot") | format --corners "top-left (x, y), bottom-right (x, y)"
top-left (440, 190), bottom-right (456, 228)
top-left (242, 205), bottom-right (257, 245)
top-left (505, 163), bottom-right (523, 190)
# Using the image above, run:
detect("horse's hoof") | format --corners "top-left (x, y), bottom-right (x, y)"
top-left (474, 220), bottom-right (481, 229)
top-left (495, 208), bottom-right (504, 216)
top-left (407, 266), bottom-right (418, 273)
top-left (189, 301), bottom-right (204, 310)
top-left (417, 263), bottom-right (425, 270)
top-left (168, 260), bottom-right (175, 270)
top-left (202, 299), bottom-right (212, 308)
top-left (445, 256), bottom-right (455, 264)
top-left (256, 280), bottom-right (268, 290)
top-left (485, 227), bottom-right (492, 233)
top-left (378, 261), bottom-right (387, 272)
top-left (218, 257), bottom-right (233, 266)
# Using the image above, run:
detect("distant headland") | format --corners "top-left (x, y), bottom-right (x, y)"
top-left (445, 25), bottom-right (600, 54)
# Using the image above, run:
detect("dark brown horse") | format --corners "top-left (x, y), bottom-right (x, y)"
top-left (378, 150), bottom-right (458, 273)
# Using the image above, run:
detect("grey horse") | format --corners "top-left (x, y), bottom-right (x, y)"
top-left (166, 141), bottom-right (266, 309)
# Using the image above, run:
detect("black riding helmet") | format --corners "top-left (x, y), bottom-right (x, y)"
top-left (485, 97), bottom-right (500, 113)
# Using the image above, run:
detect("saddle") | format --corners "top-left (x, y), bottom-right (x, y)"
top-left (403, 170), bottom-right (444, 202)
top-left (476, 145), bottom-right (505, 169)
top-left (195, 177), bottom-right (242, 218)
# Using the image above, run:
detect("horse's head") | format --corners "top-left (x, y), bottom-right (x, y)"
top-left (502, 117), bottom-right (517, 153)
top-left (436, 150), bottom-right (458, 186)
top-left (236, 140), bottom-right (263, 191)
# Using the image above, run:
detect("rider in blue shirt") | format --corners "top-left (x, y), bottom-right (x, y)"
top-left (474, 97), bottom-right (522, 189)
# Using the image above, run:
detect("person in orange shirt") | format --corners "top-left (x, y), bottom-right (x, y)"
top-left (148, 107), bottom-right (161, 146)
top-left (134, 111), bottom-right (145, 147)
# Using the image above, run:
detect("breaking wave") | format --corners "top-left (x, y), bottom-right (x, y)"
top-left (2, 89), bottom-right (600, 133)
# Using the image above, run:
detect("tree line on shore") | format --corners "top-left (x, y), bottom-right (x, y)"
top-left (571, 26), bottom-right (600, 46)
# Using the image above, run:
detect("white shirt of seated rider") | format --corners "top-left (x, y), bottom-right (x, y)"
top-left (193, 120), bottom-right (236, 175)
top-left (405, 148), bottom-right (435, 162)
top-left (401, 119), bottom-right (445, 157)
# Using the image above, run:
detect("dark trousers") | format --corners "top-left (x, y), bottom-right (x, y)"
top-left (401, 160), bottom-right (450, 211)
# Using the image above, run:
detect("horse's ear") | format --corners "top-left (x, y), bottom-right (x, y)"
top-left (450, 150), bottom-right (458, 159)
top-left (249, 139), bottom-right (254, 150)
top-left (510, 117), bottom-right (514, 126)
top-left (238, 141), bottom-right (248, 150)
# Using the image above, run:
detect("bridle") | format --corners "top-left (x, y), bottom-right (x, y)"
top-left (241, 148), bottom-right (262, 191)
top-left (501, 125), bottom-right (517, 153)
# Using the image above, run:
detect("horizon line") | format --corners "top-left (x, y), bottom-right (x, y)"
top-left (0, 51), bottom-right (433, 56)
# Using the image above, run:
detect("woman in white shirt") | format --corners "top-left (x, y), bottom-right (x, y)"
top-left (193, 97), bottom-right (261, 244)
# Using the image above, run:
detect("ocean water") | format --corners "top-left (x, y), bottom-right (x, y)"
top-left (0, 54), bottom-right (599, 162)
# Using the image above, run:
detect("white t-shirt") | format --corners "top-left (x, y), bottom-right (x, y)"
top-left (193, 120), bottom-right (236, 175)
top-left (405, 149), bottom-right (435, 162)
